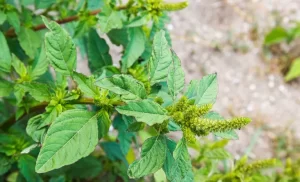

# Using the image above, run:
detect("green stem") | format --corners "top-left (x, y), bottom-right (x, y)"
top-left (0, 97), bottom-right (96, 131)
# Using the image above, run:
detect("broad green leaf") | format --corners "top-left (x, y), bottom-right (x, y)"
top-left (264, 27), bottom-right (288, 46)
top-left (169, 139), bottom-right (194, 182)
top-left (12, 55), bottom-right (27, 77)
top-left (73, 20), bottom-right (90, 38)
top-left (127, 122), bottom-right (145, 132)
top-left (18, 155), bottom-right (43, 182)
top-left (17, 27), bottom-right (42, 59)
top-left (97, 109), bottom-right (111, 139)
top-left (42, 16), bottom-right (76, 75)
top-left (26, 114), bottom-right (47, 143)
top-left (107, 28), bottom-right (129, 47)
top-left (128, 135), bottom-right (167, 178)
top-left (87, 29), bottom-right (112, 72)
top-left (21, 144), bottom-right (38, 154)
top-left (29, 45), bottom-right (49, 80)
top-left (113, 115), bottom-right (135, 155)
top-left (149, 30), bottom-right (173, 85)
top-left (36, 109), bottom-right (98, 173)
top-left (196, 73), bottom-right (218, 105)
top-left (186, 73), bottom-right (218, 106)
top-left (100, 142), bottom-right (127, 164)
top-left (168, 120), bottom-right (181, 131)
top-left (204, 148), bottom-right (232, 160)
top-left (204, 112), bottom-right (238, 140)
top-left (88, 0), bottom-right (104, 10)
top-left (35, 0), bottom-right (56, 8)
top-left (19, 82), bottom-right (52, 102)
top-left (41, 105), bottom-right (62, 128)
top-left (98, 6), bottom-right (123, 33)
top-left (96, 74), bottom-right (147, 102)
top-left (163, 138), bottom-right (176, 181)
top-left (73, 72), bottom-right (100, 97)
top-left (125, 16), bottom-right (148, 28)
top-left (0, 11), bottom-right (6, 25)
top-left (66, 156), bottom-right (102, 179)
top-left (285, 58), bottom-right (300, 81)
top-left (49, 176), bottom-right (65, 182)
top-left (116, 100), bottom-right (169, 126)
top-left (0, 79), bottom-right (14, 97)
top-left (0, 32), bottom-right (11, 72)
top-left (121, 27), bottom-right (145, 71)
top-left (7, 11), bottom-right (20, 33)
top-left (150, 13), bottom-right (172, 46)
top-left (154, 169), bottom-right (167, 182)
top-left (167, 51), bottom-right (185, 99)
top-left (0, 154), bottom-right (12, 175)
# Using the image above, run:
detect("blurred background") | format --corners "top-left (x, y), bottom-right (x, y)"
top-left (162, 0), bottom-right (300, 160)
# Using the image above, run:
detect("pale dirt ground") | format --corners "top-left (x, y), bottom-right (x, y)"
top-left (76, 0), bottom-right (300, 160)
top-left (168, 0), bottom-right (300, 159)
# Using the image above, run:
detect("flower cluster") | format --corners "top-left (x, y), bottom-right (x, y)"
top-left (237, 159), bottom-right (278, 174)
top-left (167, 96), bottom-right (251, 142)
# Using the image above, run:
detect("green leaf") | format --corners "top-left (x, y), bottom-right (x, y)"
top-left (0, 32), bottom-right (12, 72)
top-left (0, 154), bottom-right (12, 175)
top-left (186, 73), bottom-right (218, 106)
top-left (12, 55), bottom-right (27, 77)
top-left (169, 139), bottom-right (194, 182)
top-left (0, 79), bottom-right (14, 97)
top-left (17, 27), bottom-right (42, 59)
top-left (125, 16), bottom-right (148, 28)
top-left (29, 45), bottom-right (49, 80)
top-left (35, 0), bottom-right (56, 8)
top-left (73, 72), bottom-right (100, 97)
top-left (128, 135), bottom-right (167, 178)
top-left (42, 16), bottom-right (76, 76)
top-left (73, 20), bottom-right (90, 38)
top-left (19, 82), bottom-right (52, 102)
top-left (204, 112), bottom-right (238, 140)
top-left (204, 148), bottom-right (232, 160)
top-left (264, 27), bottom-right (288, 46)
top-left (26, 114), bottom-right (47, 143)
top-left (98, 6), bottom-right (123, 33)
top-left (100, 142), bottom-right (127, 164)
top-left (7, 11), bottom-right (20, 33)
top-left (285, 58), bottom-right (300, 81)
top-left (87, 29), bottom-right (112, 72)
top-left (107, 28), bottom-right (129, 47)
top-left (167, 51), bottom-right (185, 100)
top-left (163, 138), bottom-right (176, 181)
top-left (18, 155), bottom-right (43, 182)
top-left (66, 156), bottom-right (102, 179)
top-left (121, 27), bottom-right (145, 71)
top-left (87, 0), bottom-right (104, 10)
top-left (127, 122), bottom-right (145, 132)
top-left (149, 30), bottom-right (173, 85)
top-left (113, 115), bottom-right (135, 155)
top-left (49, 176), bottom-right (65, 182)
top-left (116, 100), bottom-right (170, 126)
top-left (0, 11), bottom-right (7, 25)
top-left (97, 109), bottom-right (111, 139)
top-left (96, 74), bottom-right (147, 102)
top-left (36, 109), bottom-right (98, 173)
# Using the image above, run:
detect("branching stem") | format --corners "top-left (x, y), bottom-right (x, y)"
top-left (5, 5), bottom-right (128, 38)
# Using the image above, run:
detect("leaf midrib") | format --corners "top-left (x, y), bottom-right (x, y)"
top-left (37, 115), bottom-right (95, 172)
